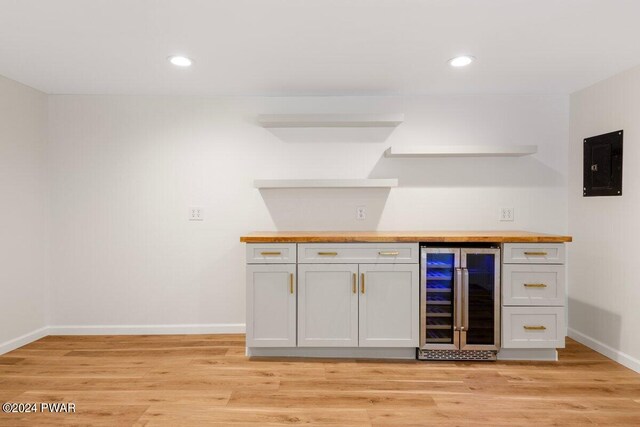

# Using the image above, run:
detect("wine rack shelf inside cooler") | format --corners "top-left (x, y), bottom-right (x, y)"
top-left (426, 308), bottom-right (452, 318)
top-left (426, 330), bottom-right (452, 343)
top-left (427, 318), bottom-right (452, 330)
top-left (426, 281), bottom-right (452, 290)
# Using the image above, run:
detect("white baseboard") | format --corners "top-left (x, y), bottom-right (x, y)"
top-left (47, 323), bottom-right (246, 335)
top-left (568, 327), bottom-right (640, 373)
top-left (0, 326), bottom-right (49, 356)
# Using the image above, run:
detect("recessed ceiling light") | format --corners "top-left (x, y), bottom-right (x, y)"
top-left (448, 55), bottom-right (475, 67)
top-left (168, 56), bottom-right (193, 67)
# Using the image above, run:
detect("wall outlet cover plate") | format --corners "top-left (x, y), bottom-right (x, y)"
top-left (499, 207), bottom-right (514, 222)
top-left (189, 207), bottom-right (204, 221)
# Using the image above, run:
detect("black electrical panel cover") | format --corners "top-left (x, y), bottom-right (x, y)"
top-left (583, 130), bottom-right (623, 197)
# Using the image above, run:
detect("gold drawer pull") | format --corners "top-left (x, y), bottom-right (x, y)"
top-left (261, 251), bottom-right (282, 256)
top-left (524, 251), bottom-right (548, 256)
top-left (361, 273), bottom-right (365, 294)
top-left (318, 252), bottom-right (338, 256)
top-left (352, 273), bottom-right (357, 294)
top-left (289, 273), bottom-right (294, 294)
top-left (379, 251), bottom-right (399, 256)
top-left (524, 325), bottom-right (546, 330)
top-left (524, 283), bottom-right (547, 288)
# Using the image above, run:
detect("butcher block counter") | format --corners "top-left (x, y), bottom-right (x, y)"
top-left (240, 230), bottom-right (572, 243)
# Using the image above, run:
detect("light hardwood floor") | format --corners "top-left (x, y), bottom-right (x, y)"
top-left (0, 335), bottom-right (639, 426)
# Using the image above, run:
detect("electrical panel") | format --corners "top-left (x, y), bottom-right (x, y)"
top-left (583, 130), bottom-right (623, 197)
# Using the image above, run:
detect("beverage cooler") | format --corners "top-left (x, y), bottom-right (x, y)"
top-left (419, 245), bottom-right (500, 361)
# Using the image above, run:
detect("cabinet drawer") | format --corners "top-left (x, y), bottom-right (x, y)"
top-left (502, 307), bottom-right (565, 349)
top-left (246, 244), bottom-right (297, 264)
top-left (298, 243), bottom-right (419, 264)
top-left (503, 243), bottom-right (565, 264)
top-left (502, 265), bottom-right (565, 306)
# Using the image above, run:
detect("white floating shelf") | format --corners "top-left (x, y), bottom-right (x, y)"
top-left (254, 179), bottom-right (398, 189)
top-left (258, 114), bottom-right (404, 128)
top-left (384, 145), bottom-right (537, 158)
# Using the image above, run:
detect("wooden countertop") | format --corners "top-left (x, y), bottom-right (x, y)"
top-left (240, 230), bottom-right (572, 243)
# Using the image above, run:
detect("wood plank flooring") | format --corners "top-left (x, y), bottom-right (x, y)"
top-left (0, 335), bottom-right (639, 426)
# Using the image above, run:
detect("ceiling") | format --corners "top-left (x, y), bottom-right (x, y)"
top-left (1, 0), bottom-right (640, 96)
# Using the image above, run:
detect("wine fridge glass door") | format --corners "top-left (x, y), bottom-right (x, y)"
top-left (421, 248), bottom-right (460, 350)
top-left (460, 249), bottom-right (500, 351)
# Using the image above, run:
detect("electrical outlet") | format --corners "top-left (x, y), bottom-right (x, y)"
top-left (356, 206), bottom-right (366, 221)
top-left (189, 206), bottom-right (204, 221)
top-left (499, 207), bottom-right (514, 222)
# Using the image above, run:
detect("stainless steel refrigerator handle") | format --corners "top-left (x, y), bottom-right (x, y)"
top-left (462, 268), bottom-right (470, 331)
top-left (454, 268), bottom-right (462, 331)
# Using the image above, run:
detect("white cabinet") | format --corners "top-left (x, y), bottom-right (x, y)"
top-left (244, 240), bottom-right (568, 359)
top-left (359, 264), bottom-right (419, 347)
top-left (246, 243), bottom-right (420, 351)
top-left (246, 264), bottom-right (296, 347)
top-left (501, 243), bottom-right (566, 350)
top-left (297, 264), bottom-right (359, 347)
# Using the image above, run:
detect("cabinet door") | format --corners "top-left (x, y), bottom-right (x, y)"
top-left (298, 264), bottom-right (359, 347)
top-left (246, 264), bottom-right (296, 347)
top-left (359, 264), bottom-right (419, 347)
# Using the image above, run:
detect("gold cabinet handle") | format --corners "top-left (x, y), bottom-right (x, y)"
top-left (524, 251), bottom-right (548, 256)
top-left (524, 283), bottom-right (547, 288)
top-left (361, 273), bottom-right (365, 294)
top-left (352, 273), bottom-right (356, 294)
top-left (523, 325), bottom-right (546, 330)
top-left (378, 251), bottom-right (399, 256)
top-left (261, 251), bottom-right (282, 256)
top-left (289, 273), bottom-right (294, 294)
top-left (318, 252), bottom-right (338, 256)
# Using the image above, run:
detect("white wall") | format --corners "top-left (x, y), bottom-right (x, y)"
top-left (47, 95), bottom-right (568, 332)
top-left (0, 75), bottom-right (49, 352)
top-left (568, 65), bottom-right (640, 372)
